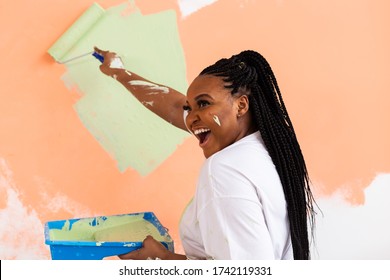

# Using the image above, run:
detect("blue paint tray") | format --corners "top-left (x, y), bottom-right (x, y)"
top-left (44, 212), bottom-right (174, 260)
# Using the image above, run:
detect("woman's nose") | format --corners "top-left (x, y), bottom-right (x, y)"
top-left (185, 110), bottom-right (200, 129)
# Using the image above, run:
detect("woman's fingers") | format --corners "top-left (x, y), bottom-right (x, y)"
top-left (94, 46), bottom-right (118, 61)
top-left (118, 248), bottom-right (144, 260)
top-left (93, 46), bottom-right (107, 56)
top-left (117, 235), bottom-right (168, 260)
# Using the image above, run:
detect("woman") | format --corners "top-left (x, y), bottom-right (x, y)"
top-left (94, 47), bottom-right (316, 260)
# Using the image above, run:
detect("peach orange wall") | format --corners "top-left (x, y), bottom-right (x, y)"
top-left (0, 0), bottom-right (389, 259)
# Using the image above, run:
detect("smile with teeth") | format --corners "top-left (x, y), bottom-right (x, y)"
top-left (193, 128), bottom-right (211, 145)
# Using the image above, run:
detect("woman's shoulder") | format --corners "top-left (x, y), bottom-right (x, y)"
top-left (207, 131), bottom-right (270, 167)
top-left (197, 131), bottom-right (280, 200)
top-left (198, 132), bottom-right (276, 187)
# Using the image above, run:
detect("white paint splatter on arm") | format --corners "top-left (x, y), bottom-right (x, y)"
top-left (128, 80), bottom-right (170, 94)
top-left (142, 101), bottom-right (154, 107)
top-left (109, 56), bottom-right (124, 69)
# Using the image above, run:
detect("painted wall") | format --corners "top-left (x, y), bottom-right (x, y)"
top-left (0, 0), bottom-right (389, 259)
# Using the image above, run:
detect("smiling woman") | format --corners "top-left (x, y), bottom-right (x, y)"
top-left (94, 47), bottom-right (317, 260)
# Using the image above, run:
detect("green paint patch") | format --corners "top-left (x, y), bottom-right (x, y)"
top-left (49, 214), bottom-right (170, 242)
top-left (59, 2), bottom-right (188, 175)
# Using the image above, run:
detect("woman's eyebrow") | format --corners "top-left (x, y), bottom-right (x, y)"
top-left (194, 93), bottom-right (213, 101)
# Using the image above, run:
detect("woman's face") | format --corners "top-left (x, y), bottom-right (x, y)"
top-left (185, 74), bottom-right (251, 158)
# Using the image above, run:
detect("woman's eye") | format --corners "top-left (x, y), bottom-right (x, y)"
top-left (183, 105), bottom-right (191, 111)
top-left (198, 100), bottom-right (210, 108)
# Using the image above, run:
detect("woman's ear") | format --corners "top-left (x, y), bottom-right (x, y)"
top-left (236, 95), bottom-right (250, 117)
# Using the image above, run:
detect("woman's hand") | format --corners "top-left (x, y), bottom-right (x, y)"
top-left (118, 235), bottom-right (172, 260)
top-left (94, 46), bottom-right (124, 77)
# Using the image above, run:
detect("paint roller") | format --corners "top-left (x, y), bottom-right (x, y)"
top-left (48, 2), bottom-right (105, 64)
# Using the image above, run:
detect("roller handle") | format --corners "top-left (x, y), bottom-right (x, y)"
top-left (92, 52), bottom-right (104, 63)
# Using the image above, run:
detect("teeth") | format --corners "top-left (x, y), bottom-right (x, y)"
top-left (193, 128), bottom-right (210, 135)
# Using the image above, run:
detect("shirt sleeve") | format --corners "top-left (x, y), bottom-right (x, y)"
top-left (195, 157), bottom-right (276, 260)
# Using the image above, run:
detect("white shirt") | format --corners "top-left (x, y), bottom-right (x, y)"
top-left (179, 131), bottom-right (292, 260)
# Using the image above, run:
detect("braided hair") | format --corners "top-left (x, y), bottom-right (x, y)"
top-left (200, 50), bottom-right (316, 259)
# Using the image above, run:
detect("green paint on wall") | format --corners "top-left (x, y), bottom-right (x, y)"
top-left (61, 2), bottom-right (189, 175)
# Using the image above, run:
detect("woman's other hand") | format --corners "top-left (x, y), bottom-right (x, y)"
top-left (118, 235), bottom-right (172, 260)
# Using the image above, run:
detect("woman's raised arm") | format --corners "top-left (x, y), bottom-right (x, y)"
top-left (94, 47), bottom-right (188, 131)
